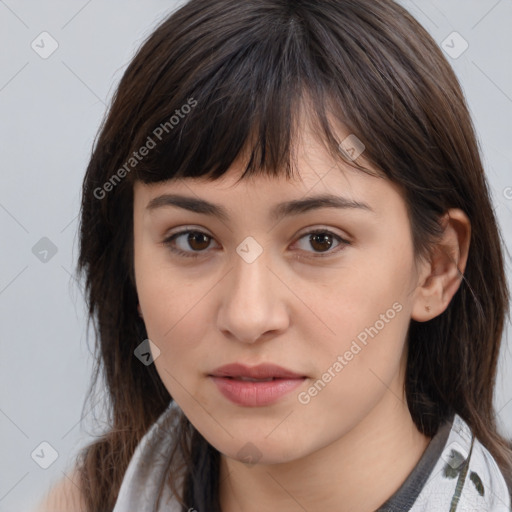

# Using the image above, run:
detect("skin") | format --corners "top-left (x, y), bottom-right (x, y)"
top-left (133, 123), bottom-right (471, 512)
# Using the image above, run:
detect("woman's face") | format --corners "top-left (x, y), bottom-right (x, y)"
top-left (133, 128), bottom-right (426, 465)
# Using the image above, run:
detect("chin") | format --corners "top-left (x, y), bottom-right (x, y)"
top-left (204, 428), bottom-right (309, 466)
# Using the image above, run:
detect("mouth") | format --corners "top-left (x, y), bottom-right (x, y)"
top-left (209, 362), bottom-right (307, 380)
top-left (208, 363), bottom-right (307, 406)
top-left (220, 376), bottom-right (280, 382)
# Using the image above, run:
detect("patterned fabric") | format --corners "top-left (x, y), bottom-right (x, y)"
top-left (112, 402), bottom-right (511, 512)
top-left (379, 415), bottom-right (511, 511)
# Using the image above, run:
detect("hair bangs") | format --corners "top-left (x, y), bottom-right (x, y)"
top-left (123, 5), bottom-right (374, 188)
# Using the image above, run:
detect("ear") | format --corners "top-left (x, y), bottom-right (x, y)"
top-left (411, 208), bottom-right (471, 322)
top-left (137, 303), bottom-right (144, 318)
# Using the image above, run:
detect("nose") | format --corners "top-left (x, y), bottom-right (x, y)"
top-left (216, 249), bottom-right (290, 344)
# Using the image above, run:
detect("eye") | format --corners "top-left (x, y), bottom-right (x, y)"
top-left (292, 228), bottom-right (350, 258)
top-left (162, 229), bottom-right (217, 259)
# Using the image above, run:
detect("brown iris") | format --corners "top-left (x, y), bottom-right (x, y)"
top-left (187, 232), bottom-right (211, 251)
top-left (309, 232), bottom-right (334, 253)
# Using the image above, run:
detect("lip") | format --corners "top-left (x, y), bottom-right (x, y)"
top-left (209, 363), bottom-right (307, 407)
top-left (210, 362), bottom-right (305, 379)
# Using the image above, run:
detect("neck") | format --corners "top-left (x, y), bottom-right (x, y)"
top-left (218, 383), bottom-right (431, 512)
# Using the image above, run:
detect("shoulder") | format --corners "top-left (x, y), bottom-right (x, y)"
top-left (34, 469), bottom-right (85, 512)
top-left (469, 435), bottom-right (511, 509)
top-left (113, 403), bottom-right (186, 511)
top-left (411, 415), bottom-right (511, 511)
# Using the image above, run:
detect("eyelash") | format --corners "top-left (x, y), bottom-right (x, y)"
top-left (161, 228), bottom-right (351, 260)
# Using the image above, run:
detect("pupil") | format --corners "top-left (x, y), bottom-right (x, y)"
top-left (311, 233), bottom-right (332, 252)
top-left (189, 232), bottom-right (209, 250)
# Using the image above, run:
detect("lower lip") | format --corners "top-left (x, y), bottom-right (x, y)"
top-left (210, 376), bottom-right (306, 407)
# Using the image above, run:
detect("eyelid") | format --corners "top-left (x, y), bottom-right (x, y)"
top-left (294, 224), bottom-right (352, 242)
top-left (163, 225), bottom-right (214, 238)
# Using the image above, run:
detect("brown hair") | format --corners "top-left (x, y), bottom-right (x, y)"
top-left (76, 0), bottom-right (512, 510)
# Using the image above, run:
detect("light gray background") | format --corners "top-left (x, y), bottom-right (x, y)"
top-left (0, 1), bottom-right (511, 510)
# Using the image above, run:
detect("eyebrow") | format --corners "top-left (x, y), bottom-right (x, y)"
top-left (146, 193), bottom-right (374, 221)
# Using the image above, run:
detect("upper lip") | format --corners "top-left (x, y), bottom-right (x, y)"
top-left (209, 363), bottom-right (306, 379)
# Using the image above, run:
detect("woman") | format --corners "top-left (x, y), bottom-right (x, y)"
top-left (37, 0), bottom-right (512, 510)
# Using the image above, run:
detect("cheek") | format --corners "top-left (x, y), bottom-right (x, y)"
top-left (296, 288), bottom-right (410, 438)
top-left (135, 238), bottom-right (193, 334)
top-left (297, 243), bottom-right (413, 401)
top-left (303, 246), bottom-right (413, 346)
top-left (135, 263), bottom-right (221, 408)
top-left (140, 277), bottom-right (211, 403)
top-left (139, 275), bottom-right (208, 358)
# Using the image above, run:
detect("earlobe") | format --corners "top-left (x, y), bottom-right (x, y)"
top-left (137, 303), bottom-right (144, 318)
top-left (411, 208), bottom-right (471, 322)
